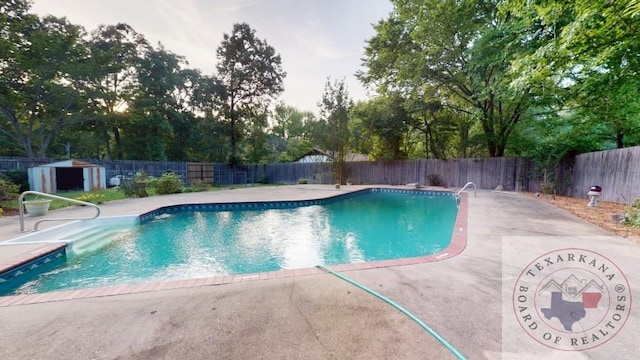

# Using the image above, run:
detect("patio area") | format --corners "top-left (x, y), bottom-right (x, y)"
top-left (0, 185), bottom-right (638, 359)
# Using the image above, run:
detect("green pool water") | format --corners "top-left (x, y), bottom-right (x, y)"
top-left (4, 190), bottom-right (458, 295)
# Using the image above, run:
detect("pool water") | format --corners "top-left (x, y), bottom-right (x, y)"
top-left (4, 190), bottom-right (458, 295)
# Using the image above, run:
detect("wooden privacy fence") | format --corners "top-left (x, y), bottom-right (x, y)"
top-left (1, 146), bottom-right (638, 203)
top-left (187, 163), bottom-right (214, 185)
top-left (0, 156), bottom-right (541, 190)
top-left (346, 158), bottom-right (530, 190)
top-left (249, 163), bottom-right (334, 185)
top-left (559, 147), bottom-right (640, 203)
top-left (244, 157), bottom-right (536, 191)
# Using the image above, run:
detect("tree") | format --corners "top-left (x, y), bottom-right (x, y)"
top-left (84, 23), bottom-right (148, 159)
top-left (215, 23), bottom-right (285, 165)
top-left (122, 45), bottom-right (186, 160)
top-left (272, 104), bottom-right (311, 140)
top-left (0, 5), bottom-right (89, 158)
top-left (269, 104), bottom-right (315, 162)
top-left (403, 98), bottom-right (461, 159)
top-left (244, 110), bottom-right (269, 163)
top-left (318, 78), bottom-right (352, 184)
top-left (351, 95), bottom-right (409, 160)
top-left (167, 68), bottom-right (205, 160)
top-left (185, 74), bottom-right (227, 162)
top-left (359, 0), bottom-right (532, 157)
top-left (505, 0), bottom-right (640, 149)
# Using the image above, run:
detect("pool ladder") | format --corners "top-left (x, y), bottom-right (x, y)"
top-left (455, 182), bottom-right (476, 207)
top-left (18, 191), bottom-right (101, 232)
top-left (457, 182), bottom-right (477, 197)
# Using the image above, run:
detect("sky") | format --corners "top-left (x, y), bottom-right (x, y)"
top-left (30, 0), bottom-right (393, 114)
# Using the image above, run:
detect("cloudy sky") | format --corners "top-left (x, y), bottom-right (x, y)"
top-left (30, 0), bottom-right (393, 113)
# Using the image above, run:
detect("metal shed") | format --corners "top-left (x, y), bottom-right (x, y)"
top-left (28, 160), bottom-right (107, 194)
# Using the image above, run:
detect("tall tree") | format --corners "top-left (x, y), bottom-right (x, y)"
top-left (351, 95), bottom-right (409, 160)
top-left (271, 104), bottom-right (312, 140)
top-left (167, 67), bottom-right (205, 160)
top-left (359, 0), bottom-right (531, 157)
top-left (191, 74), bottom-right (228, 162)
top-left (0, 4), bottom-right (88, 158)
top-left (245, 109), bottom-right (269, 163)
top-left (215, 23), bottom-right (285, 165)
top-left (505, 0), bottom-right (640, 149)
top-left (122, 45), bottom-right (187, 160)
top-left (269, 104), bottom-right (315, 162)
top-left (318, 78), bottom-right (352, 184)
top-left (84, 23), bottom-right (148, 159)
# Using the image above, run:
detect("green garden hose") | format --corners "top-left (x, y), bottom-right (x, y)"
top-left (317, 265), bottom-right (467, 360)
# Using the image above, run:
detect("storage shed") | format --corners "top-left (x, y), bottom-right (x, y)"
top-left (28, 160), bottom-right (107, 194)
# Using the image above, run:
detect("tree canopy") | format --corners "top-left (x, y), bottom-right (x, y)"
top-left (1, 0), bottom-right (638, 165)
top-left (356, 0), bottom-right (640, 162)
top-left (215, 23), bottom-right (286, 165)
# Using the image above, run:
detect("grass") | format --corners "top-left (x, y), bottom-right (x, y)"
top-left (0, 183), bottom-right (278, 216)
top-left (4, 188), bottom-right (126, 211)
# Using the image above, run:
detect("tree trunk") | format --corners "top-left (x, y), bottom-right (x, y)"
top-left (112, 126), bottom-right (123, 159)
top-left (616, 133), bottom-right (624, 148)
top-left (229, 115), bottom-right (238, 164)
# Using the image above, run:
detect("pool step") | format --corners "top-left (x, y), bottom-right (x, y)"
top-left (65, 226), bottom-right (135, 256)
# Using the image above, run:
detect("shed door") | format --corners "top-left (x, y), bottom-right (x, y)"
top-left (56, 167), bottom-right (84, 191)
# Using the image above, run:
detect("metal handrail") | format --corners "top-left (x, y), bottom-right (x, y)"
top-left (19, 191), bottom-right (101, 232)
top-left (456, 182), bottom-right (477, 197)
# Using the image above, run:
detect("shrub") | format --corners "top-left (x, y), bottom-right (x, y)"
top-left (621, 199), bottom-right (640, 228)
top-left (152, 172), bottom-right (183, 195)
top-left (426, 173), bottom-right (446, 187)
top-left (120, 171), bottom-right (151, 198)
top-left (135, 183), bottom-right (149, 198)
top-left (0, 177), bottom-right (19, 200)
top-left (185, 179), bottom-right (210, 193)
top-left (297, 178), bottom-right (308, 184)
top-left (3, 170), bottom-right (29, 193)
top-left (120, 179), bottom-right (136, 198)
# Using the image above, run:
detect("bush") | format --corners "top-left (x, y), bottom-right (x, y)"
top-left (0, 177), bottom-right (19, 200)
top-left (297, 178), bottom-right (308, 184)
top-left (3, 170), bottom-right (29, 193)
top-left (152, 172), bottom-right (183, 195)
top-left (426, 173), bottom-right (446, 187)
top-left (120, 171), bottom-right (151, 198)
top-left (120, 179), bottom-right (136, 198)
top-left (621, 199), bottom-right (640, 228)
top-left (184, 179), bottom-right (210, 193)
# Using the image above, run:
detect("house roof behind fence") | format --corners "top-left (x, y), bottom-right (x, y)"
top-left (292, 148), bottom-right (369, 162)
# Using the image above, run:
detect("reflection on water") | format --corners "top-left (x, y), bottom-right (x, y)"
top-left (10, 192), bottom-right (457, 294)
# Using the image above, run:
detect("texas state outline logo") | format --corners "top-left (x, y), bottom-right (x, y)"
top-left (512, 248), bottom-right (632, 351)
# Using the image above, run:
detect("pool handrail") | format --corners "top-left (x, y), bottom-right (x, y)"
top-left (456, 182), bottom-right (477, 198)
top-left (19, 191), bottom-right (101, 232)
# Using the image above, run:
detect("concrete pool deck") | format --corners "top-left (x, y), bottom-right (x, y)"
top-left (0, 185), bottom-right (639, 359)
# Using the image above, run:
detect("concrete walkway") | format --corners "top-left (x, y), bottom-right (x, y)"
top-left (0, 186), bottom-right (639, 359)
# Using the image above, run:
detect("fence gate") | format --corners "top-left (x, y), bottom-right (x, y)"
top-left (187, 163), bottom-right (214, 185)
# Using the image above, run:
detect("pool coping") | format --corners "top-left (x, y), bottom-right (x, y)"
top-left (0, 189), bottom-right (468, 307)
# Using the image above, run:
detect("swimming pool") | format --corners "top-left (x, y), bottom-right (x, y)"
top-left (0, 188), bottom-right (461, 296)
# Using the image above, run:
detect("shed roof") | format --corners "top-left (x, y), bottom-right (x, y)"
top-left (39, 159), bottom-right (101, 168)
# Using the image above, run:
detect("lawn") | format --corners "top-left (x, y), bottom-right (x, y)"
top-left (2, 188), bottom-right (126, 213)
top-left (0, 183), bottom-right (267, 216)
